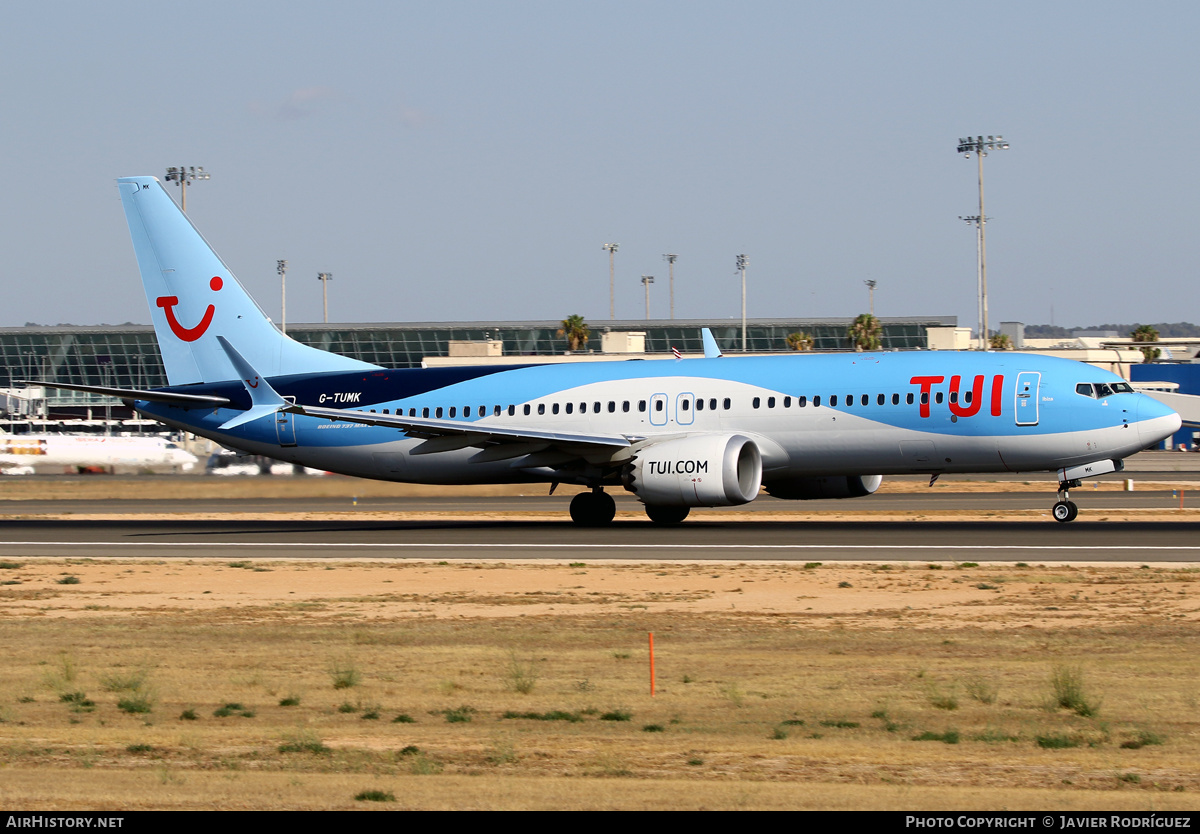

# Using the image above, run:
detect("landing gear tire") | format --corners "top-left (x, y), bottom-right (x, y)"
top-left (645, 504), bottom-right (690, 524)
top-left (1052, 500), bottom-right (1079, 523)
top-left (569, 491), bottom-right (616, 526)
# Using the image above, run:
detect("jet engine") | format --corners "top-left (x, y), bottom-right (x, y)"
top-left (763, 474), bottom-right (883, 500)
top-left (622, 434), bottom-right (762, 506)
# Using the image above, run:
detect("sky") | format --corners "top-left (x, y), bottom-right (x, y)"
top-left (2, 1), bottom-right (1198, 332)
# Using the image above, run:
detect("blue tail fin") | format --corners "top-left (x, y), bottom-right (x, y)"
top-left (117, 176), bottom-right (379, 385)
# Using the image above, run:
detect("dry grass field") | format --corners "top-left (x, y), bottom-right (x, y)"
top-left (1, 473), bottom-right (1199, 809)
top-left (1, 552), bottom-right (1199, 810)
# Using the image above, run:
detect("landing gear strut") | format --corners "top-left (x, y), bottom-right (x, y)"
top-left (1052, 479), bottom-right (1081, 523)
top-left (569, 489), bottom-right (616, 526)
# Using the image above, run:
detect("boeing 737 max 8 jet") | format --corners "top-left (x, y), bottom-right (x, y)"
top-left (29, 177), bottom-right (1183, 524)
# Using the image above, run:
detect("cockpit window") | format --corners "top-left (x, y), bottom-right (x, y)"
top-left (1078, 381), bottom-right (1133, 398)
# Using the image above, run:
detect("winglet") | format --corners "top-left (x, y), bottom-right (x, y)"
top-left (701, 328), bottom-right (723, 359)
top-left (216, 336), bottom-right (288, 429)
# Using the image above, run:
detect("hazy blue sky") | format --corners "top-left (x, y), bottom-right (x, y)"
top-left (2, 1), bottom-right (1197, 331)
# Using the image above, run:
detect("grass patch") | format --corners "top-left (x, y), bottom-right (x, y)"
top-left (1036, 733), bottom-right (1081, 749)
top-left (964, 675), bottom-right (999, 705)
top-left (278, 730), bottom-right (331, 755)
top-left (600, 710), bottom-right (632, 722)
top-left (1049, 665), bottom-right (1101, 717)
top-left (392, 713), bottom-right (415, 724)
top-left (502, 710), bottom-right (582, 722)
top-left (642, 724), bottom-right (665, 733)
top-left (329, 661), bottom-right (361, 690)
top-left (503, 651), bottom-right (538, 695)
top-left (213, 703), bottom-right (255, 718)
top-left (59, 691), bottom-right (95, 713)
top-left (354, 790), bottom-right (395, 802)
top-left (56, 575), bottom-right (81, 585)
top-left (116, 693), bottom-right (153, 715)
top-left (437, 705), bottom-right (477, 723)
top-left (913, 729), bottom-right (960, 744)
top-left (278, 696), bottom-right (301, 707)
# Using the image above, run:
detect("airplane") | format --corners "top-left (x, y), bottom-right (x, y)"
top-left (25, 175), bottom-right (1182, 523)
top-left (0, 431), bottom-right (198, 475)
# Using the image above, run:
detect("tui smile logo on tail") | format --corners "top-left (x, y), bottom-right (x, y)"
top-left (156, 277), bottom-right (222, 342)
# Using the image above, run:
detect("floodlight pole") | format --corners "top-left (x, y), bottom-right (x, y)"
top-left (737, 254), bottom-right (748, 352)
top-left (277, 260), bottom-right (288, 334)
top-left (663, 254), bottom-right (677, 319)
top-left (960, 215), bottom-right (986, 349)
top-left (641, 275), bottom-right (655, 320)
top-left (864, 279), bottom-right (877, 316)
top-left (603, 243), bottom-right (619, 319)
top-left (957, 135), bottom-right (1009, 350)
top-left (317, 273), bottom-right (333, 323)
top-left (164, 166), bottom-right (210, 213)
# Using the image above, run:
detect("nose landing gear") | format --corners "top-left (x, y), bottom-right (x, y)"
top-left (1052, 478), bottom-right (1081, 523)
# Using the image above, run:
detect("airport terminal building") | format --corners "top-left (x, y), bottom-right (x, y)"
top-left (1, 316), bottom-right (951, 418)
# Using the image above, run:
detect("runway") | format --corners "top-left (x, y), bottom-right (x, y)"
top-left (3, 512), bottom-right (1198, 561)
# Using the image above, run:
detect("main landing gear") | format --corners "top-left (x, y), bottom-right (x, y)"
top-left (1052, 478), bottom-right (1081, 523)
top-left (569, 489), bottom-right (616, 526)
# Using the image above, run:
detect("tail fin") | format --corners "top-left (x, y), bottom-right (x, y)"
top-left (117, 176), bottom-right (379, 385)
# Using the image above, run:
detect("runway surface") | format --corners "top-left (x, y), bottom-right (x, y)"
top-left (3, 510), bottom-right (1198, 561)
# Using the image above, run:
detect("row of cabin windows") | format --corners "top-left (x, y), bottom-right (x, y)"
top-left (363, 398), bottom-right (737, 418)
top-left (750, 390), bottom-right (971, 409)
top-left (360, 391), bottom-right (967, 418)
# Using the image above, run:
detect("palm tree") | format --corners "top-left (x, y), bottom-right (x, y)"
top-left (848, 314), bottom-right (881, 352)
top-left (558, 314), bottom-right (590, 352)
top-left (785, 331), bottom-right (813, 351)
top-left (1131, 324), bottom-right (1161, 363)
top-left (989, 333), bottom-right (1012, 351)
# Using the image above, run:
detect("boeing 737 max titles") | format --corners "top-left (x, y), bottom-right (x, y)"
top-left (27, 176), bottom-right (1183, 524)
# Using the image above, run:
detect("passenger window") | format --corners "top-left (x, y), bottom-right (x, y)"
top-left (523, 404), bottom-right (530, 415)
top-left (797, 395), bottom-right (807, 407)
top-left (964, 391), bottom-right (973, 404)
top-left (710, 398), bottom-right (717, 410)
top-left (723, 398), bottom-right (731, 410)
top-left (463, 406), bottom-right (471, 417)
top-left (813, 395), bottom-right (821, 407)
top-left (891, 393), bottom-right (899, 405)
top-left (843, 395), bottom-right (851, 407)
top-left (767, 397), bottom-right (775, 408)
top-left (494, 405), bottom-right (502, 416)
top-left (655, 400), bottom-right (664, 412)
top-left (680, 400), bottom-right (689, 411)
top-left (830, 395), bottom-right (838, 407)
top-left (508, 405), bottom-right (516, 416)
top-left (753, 397), bottom-right (761, 408)
top-left (907, 393), bottom-right (914, 405)
top-left (877, 394), bottom-right (884, 405)
top-left (422, 407), bottom-right (430, 418)
top-left (935, 392), bottom-right (944, 404)
top-left (566, 403), bottom-right (574, 414)
top-left (861, 394), bottom-right (868, 406)
top-left (695, 399), bottom-right (704, 411)
top-left (409, 408), bottom-right (416, 417)
top-left (920, 393), bottom-right (928, 405)
top-left (593, 402), bottom-right (601, 413)
top-left (449, 407), bottom-right (456, 417)
top-left (552, 403), bottom-right (560, 414)
top-left (639, 400), bottom-right (647, 412)
top-left (608, 401), bottom-right (616, 412)
top-left (623, 401), bottom-right (630, 412)
top-left (436, 407), bottom-right (444, 418)
top-left (949, 392), bottom-right (958, 404)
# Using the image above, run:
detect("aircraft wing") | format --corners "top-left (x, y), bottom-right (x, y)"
top-left (286, 402), bottom-right (636, 461)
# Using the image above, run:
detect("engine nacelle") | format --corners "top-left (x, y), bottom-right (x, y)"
top-left (763, 474), bottom-right (883, 500)
top-left (622, 434), bottom-right (762, 507)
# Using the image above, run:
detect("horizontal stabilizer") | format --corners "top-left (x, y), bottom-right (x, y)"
top-left (18, 380), bottom-right (229, 407)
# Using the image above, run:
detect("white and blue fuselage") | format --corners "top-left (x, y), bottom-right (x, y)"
top-left (33, 176), bottom-right (1181, 524)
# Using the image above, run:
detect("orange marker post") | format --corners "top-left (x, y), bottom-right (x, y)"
top-left (649, 632), bottom-right (655, 697)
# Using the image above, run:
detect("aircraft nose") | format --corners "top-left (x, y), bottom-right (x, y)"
top-left (1136, 394), bottom-right (1182, 447)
